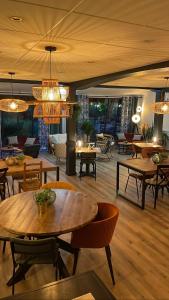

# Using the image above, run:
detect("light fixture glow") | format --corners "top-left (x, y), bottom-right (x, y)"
top-left (76, 140), bottom-right (83, 148)
top-left (161, 104), bottom-right (168, 112)
top-left (136, 106), bottom-right (142, 113)
top-left (132, 114), bottom-right (141, 124)
top-left (9, 101), bottom-right (18, 110)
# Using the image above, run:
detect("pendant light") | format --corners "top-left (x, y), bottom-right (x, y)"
top-left (153, 77), bottom-right (169, 114)
top-left (32, 46), bottom-right (69, 102)
top-left (0, 72), bottom-right (29, 113)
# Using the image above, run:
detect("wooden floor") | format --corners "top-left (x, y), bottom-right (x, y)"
top-left (0, 151), bottom-right (169, 299)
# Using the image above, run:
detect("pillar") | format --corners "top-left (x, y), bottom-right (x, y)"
top-left (66, 86), bottom-right (77, 175)
top-left (154, 90), bottom-right (164, 140)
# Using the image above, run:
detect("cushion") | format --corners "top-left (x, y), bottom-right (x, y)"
top-left (133, 134), bottom-right (142, 141)
top-left (96, 133), bottom-right (104, 139)
top-left (25, 137), bottom-right (35, 145)
top-left (8, 136), bottom-right (18, 145)
top-left (117, 133), bottom-right (125, 140)
top-left (52, 134), bottom-right (67, 144)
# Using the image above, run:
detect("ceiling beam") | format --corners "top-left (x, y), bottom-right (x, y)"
top-left (97, 85), bottom-right (160, 90)
top-left (71, 60), bottom-right (169, 90)
top-left (0, 78), bottom-right (68, 85)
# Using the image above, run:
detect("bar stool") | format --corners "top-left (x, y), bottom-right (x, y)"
top-left (79, 152), bottom-right (96, 180)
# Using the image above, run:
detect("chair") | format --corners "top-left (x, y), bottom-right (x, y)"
top-left (18, 161), bottom-right (42, 192)
top-left (54, 144), bottom-right (66, 161)
top-left (71, 202), bottom-right (119, 285)
top-left (10, 237), bottom-right (59, 295)
top-left (131, 144), bottom-right (142, 158)
top-left (0, 168), bottom-right (10, 200)
top-left (145, 164), bottom-right (169, 208)
top-left (0, 226), bottom-right (20, 254)
top-left (80, 152), bottom-right (96, 180)
top-left (41, 181), bottom-right (76, 191)
top-left (97, 138), bottom-right (114, 160)
top-left (23, 144), bottom-right (40, 158)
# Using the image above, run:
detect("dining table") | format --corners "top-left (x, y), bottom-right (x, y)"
top-left (0, 189), bottom-right (98, 285)
top-left (0, 157), bottom-right (59, 183)
top-left (116, 157), bottom-right (169, 209)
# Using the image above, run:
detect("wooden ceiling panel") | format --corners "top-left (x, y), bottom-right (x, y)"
top-left (102, 68), bottom-right (169, 88)
top-left (76, 0), bottom-right (169, 30)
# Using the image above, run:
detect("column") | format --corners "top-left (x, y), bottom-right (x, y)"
top-left (154, 89), bottom-right (163, 140)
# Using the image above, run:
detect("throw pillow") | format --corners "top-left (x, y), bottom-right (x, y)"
top-left (25, 137), bottom-right (35, 145)
top-left (117, 133), bottom-right (125, 140)
top-left (8, 136), bottom-right (18, 145)
top-left (133, 135), bottom-right (142, 140)
top-left (96, 133), bottom-right (104, 139)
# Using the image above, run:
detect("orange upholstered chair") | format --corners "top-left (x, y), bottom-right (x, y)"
top-left (71, 202), bottom-right (119, 285)
top-left (41, 181), bottom-right (76, 191)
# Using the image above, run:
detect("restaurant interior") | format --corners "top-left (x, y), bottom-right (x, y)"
top-left (0, 1), bottom-right (169, 299)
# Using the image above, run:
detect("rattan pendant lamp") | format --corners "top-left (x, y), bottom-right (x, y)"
top-left (153, 77), bottom-right (169, 114)
top-left (32, 46), bottom-right (73, 124)
top-left (0, 72), bottom-right (29, 113)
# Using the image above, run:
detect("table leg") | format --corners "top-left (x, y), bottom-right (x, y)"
top-left (58, 252), bottom-right (70, 279)
top-left (44, 172), bottom-right (47, 184)
top-left (56, 166), bottom-right (59, 181)
top-left (141, 174), bottom-right (146, 210)
top-left (116, 162), bottom-right (119, 196)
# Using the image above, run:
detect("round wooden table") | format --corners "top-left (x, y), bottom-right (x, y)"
top-left (0, 189), bottom-right (98, 236)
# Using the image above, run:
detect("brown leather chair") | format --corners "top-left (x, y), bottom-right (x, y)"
top-left (71, 202), bottom-right (119, 285)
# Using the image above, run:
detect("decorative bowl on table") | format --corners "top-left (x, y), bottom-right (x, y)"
top-left (5, 156), bottom-right (15, 166)
top-left (34, 189), bottom-right (56, 207)
top-left (151, 152), bottom-right (168, 165)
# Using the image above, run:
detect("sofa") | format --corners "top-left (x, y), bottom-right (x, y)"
top-left (116, 132), bottom-right (143, 143)
top-left (7, 136), bottom-right (39, 149)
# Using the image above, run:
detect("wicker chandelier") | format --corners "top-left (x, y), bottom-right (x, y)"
top-left (32, 46), bottom-right (69, 102)
top-left (0, 72), bottom-right (29, 113)
top-left (153, 77), bottom-right (169, 114)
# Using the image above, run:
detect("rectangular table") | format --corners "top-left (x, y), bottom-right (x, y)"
top-left (2, 271), bottom-right (116, 300)
top-left (116, 158), bottom-right (169, 209)
top-left (132, 142), bottom-right (162, 149)
top-left (0, 157), bottom-right (59, 183)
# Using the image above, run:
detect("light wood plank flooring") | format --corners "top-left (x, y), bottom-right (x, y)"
top-left (0, 151), bottom-right (169, 299)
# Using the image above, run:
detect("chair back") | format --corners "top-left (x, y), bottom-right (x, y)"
top-left (41, 181), bottom-right (76, 191)
top-left (0, 168), bottom-right (8, 183)
top-left (141, 147), bottom-right (163, 158)
top-left (54, 144), bottom-right (66, 160)
top-left (22, 161), bottom-right (42, 191)
top-left (10, 237), bottom-right (58, 265)
top-left (156, 164), bottom-right (169, 186)
top-left (71, 202), bottom-right (119, 248)
top-left (23, 144), bottom-right (40, 158)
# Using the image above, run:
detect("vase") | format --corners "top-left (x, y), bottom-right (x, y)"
top-left (37, 202), bottom-right (47, 216)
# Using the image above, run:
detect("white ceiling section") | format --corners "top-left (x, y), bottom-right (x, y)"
top-left (0, 0), bottom-right (169, 85)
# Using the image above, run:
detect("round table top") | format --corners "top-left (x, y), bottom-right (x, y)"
top-left (0, 190), bottom-right (98, 236)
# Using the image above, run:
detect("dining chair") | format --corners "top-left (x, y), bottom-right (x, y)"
top-left (79, 152), bottom-right (96, 180)
top-left (41, 181), bottom-right (76, 191)
top-left (18, 161), bottom-right (42, 193)
top-left (0, 226), bottom-right (20, 254)
top-left (0, 167), bottom-right (10, 200)
top-left (10, 237), bottom-right (59, 295)
top-left (12, 156), bottom-right (32, 194)
top-left (145, 164), bottom-right (169, 208)
top-left (97, 139), bottom-right (114, 160)
top-left (71, 202), bottom-right (119, 285)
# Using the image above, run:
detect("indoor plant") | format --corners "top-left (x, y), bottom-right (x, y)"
top-left (34, 189), bottom-right (56, 214)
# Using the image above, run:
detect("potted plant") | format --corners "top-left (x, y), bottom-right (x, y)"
top-left (34, 189), bottom-right (56, 215)
top-left (81, 120), bottom-right (94, 142)
top-left (15, 154), bottom-right (25, 165)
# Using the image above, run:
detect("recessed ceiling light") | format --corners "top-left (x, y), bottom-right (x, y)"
top-left (9, 16), bottom-right (23, 22)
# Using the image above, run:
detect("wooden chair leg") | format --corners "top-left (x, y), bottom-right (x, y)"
top-left (72, 248), bottom-right (80, 275)
top-left (2, 241), bottom-right (6, 254)
top-left (136, 178), bottom-right (139, 200)
top-left (105, 245), bottom-right (115, 285)
top-left (154, 185), bottom-right (159, 209)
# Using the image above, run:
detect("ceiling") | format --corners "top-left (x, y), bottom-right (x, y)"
top-left (1, 0), bottom-right (169, 87)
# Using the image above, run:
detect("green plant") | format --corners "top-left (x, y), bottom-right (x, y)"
top-left (141, 124), bottom-right (154, 141)
top-left (161, 132), bottom-right (169, 146)
top-left (16, 154), bottom-right (25, 160)
top-left (35, 189), bottom-right (51, 205)
top-left (81, 120), bottom-right (94, 141)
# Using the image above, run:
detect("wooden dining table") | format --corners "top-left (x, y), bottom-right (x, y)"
top-left (132, 142), bottom-right (163, 149)
top-left (0, 157), bottom-right (59, 183)
top-left (0, 189), bottom-right (98, 285)
top-left (116, 157), bottom-right (169, 209)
